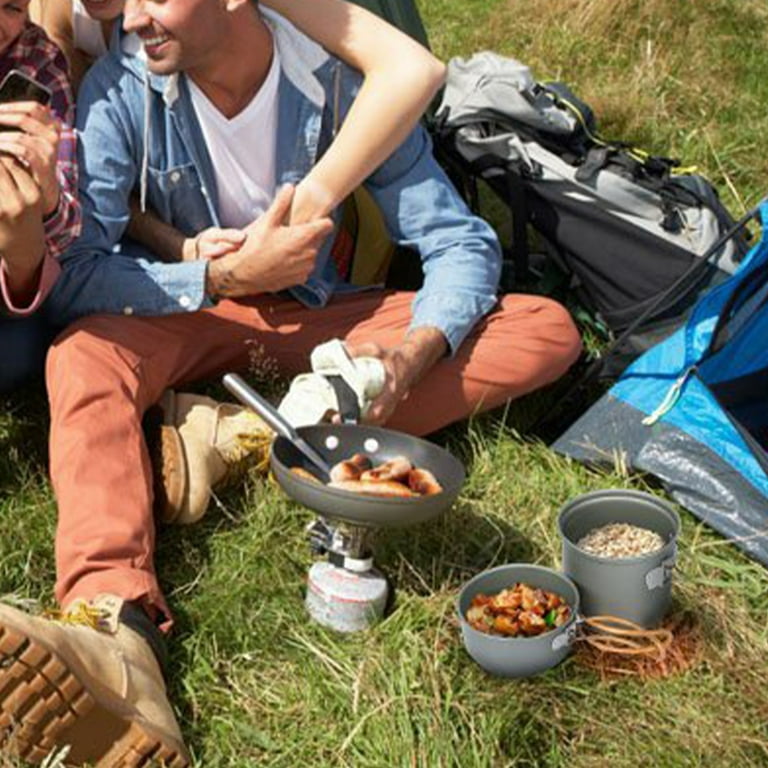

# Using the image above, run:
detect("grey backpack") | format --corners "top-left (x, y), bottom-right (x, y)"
top-left (432, 51), bottom-right (748, 350)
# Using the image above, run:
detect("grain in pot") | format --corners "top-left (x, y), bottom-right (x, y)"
top-left (577, 522), bottom-right (664, 558)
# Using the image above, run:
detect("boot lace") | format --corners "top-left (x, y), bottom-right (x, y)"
top-left (212, 405), bottom-right (273, 484)
top-left (43, 602), bottom-right (109, 632)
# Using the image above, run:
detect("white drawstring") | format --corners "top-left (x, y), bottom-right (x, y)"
top-left (140, 72), bottom-right (151, 213)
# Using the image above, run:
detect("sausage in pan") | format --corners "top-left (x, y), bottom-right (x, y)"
top-left (328, 479), bottom-right (417, 498)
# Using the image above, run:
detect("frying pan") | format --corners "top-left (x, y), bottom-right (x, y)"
top-left (271, 424), bottom-right (466, 528)
top-left (223, 372), bottom-right (466, 528)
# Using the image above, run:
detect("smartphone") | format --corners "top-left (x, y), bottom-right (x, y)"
top-left (0, 70), bottom-right (52, 132)
top-left (0, 69), bottom-right (52, 105)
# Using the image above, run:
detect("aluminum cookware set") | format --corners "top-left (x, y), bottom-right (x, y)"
top-left (226, 373), bottom-right (681, 679)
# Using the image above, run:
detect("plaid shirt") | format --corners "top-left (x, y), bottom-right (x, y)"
top-left (0, 21), bottom-right (81, 315)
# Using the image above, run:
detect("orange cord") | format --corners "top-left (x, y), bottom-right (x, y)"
top-left (575, 611), bottom-right (702, 680)
top-left (577, 615), bottom-right (674, 660)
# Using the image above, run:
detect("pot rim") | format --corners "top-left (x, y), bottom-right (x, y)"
top-left (456, 563), bottom-right (580, 644)
top-left (557, 488), bottom-right (681, 564)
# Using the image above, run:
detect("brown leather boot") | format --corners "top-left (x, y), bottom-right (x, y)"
top-left (154, 390), bottom-right (273, 525)
top-left (0, 595), bottom-right (189, 767)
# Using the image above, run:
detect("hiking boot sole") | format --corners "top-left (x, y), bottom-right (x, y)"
top-left (0, 621), bottom-right (190, 767)
top-left (148, 389), bottom-right (188, 525)
top-left (156, 424), bottom-right (188, 524)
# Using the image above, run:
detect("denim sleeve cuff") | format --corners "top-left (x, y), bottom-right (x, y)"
top-left (121, 257), bottom-right (211, 315)
top-left (158, 258), bottom-right (209, 311)
top-left (410, 291), bottom-right (498, 356)
top-left (0, 254), bottom-right (60, 316)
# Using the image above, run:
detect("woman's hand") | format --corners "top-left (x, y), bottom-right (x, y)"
top-left (0, 155), bottom-right (46, 299)
top-left (0, 101), bottom-right (61, 215)
top-left (182, 226), bottom-right (247, 262)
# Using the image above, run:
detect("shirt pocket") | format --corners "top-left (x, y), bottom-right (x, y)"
top-left (146, 163), bottom-right (213, 236)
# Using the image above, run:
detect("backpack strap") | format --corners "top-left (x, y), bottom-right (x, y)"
top-left (465, 153), bottom-right (531, 283)
top-left (504, 167), bottom-right (531, 282)
top-left (574, 146), bottom-right (611, 183)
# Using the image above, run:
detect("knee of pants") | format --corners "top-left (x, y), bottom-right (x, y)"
top-left (497, 294), bottom-right (583, 364)
top-left (46, 322), bottom-right (141, 401)
top-left (539, 297), bottom-right (583, 361)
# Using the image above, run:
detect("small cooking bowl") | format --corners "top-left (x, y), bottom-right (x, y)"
top-left (270, 424), bottom-right (465, 528)
top-left (558, 489), bottom-right (680, 627)
top-left (457, 564), bottom-right (580, 678)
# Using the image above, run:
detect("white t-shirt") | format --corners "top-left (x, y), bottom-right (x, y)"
top-left (72, 0), bottom-right (109, 58)
top-left (188, 48), bottom-right (281, 229)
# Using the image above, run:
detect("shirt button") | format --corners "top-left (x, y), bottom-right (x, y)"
top-left (179, 295), bottom-right (191, 309)
top-left (123, 306), bottom-right (134, 316)
top-left (170, 171), bottom-right (181, 184)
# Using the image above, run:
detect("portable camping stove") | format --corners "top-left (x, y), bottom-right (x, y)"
top-left (222, 372), bottom-right (466, 634)
top-left (304, 516), bottom-right (389, 633)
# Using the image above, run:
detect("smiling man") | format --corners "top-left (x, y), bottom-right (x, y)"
top-left (0, 0), bottom-right (580, 765)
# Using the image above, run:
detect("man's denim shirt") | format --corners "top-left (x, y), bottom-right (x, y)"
top-left (47, 11), bottom-right (502, 353)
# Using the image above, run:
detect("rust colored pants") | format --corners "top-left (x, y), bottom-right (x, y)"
top-left (46, 291), bottom-right (581, 625)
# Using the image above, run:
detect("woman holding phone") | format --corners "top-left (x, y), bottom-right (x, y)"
top-left (0, 0), bottom-right (80, 392)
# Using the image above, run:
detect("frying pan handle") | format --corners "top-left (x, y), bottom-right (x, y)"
top-left (222, 373), bottom-right (297, 441)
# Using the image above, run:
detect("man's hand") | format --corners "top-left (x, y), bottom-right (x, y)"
top-left (0, 155), bottom-right (46, 301)
top-left (206, 185), bottom-right (334, 298)
top-left (0, 102), bottom-right (61, 215)
top-left (182, 226), bottom-right (246, 262)
top-left (345, 326), bottom-right (448, 425)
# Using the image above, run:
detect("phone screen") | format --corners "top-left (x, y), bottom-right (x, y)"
top-left (0, 70), bottom-right (52, 105)
top-left (0, 70), bottom-right (52, 133)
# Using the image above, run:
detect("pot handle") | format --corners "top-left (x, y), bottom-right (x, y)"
top-left (551, 623), bottom-right (578, 652)
top-left (645, 554), bottom-right (676, 591)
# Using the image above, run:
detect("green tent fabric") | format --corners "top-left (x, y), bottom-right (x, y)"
top-left (348, 0), bottom-right (430, 49)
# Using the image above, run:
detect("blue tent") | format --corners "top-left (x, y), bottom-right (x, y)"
top-left (555, 200), bottom-right (768, 564)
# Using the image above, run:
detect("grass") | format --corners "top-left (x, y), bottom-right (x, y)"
top-left (3, 0), bottom-right (768, 765)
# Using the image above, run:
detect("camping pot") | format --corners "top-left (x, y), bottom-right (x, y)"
top-left (457, 564), bottom-right (580, 678)
top-left (558, 489), bottom-right (680, 628)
